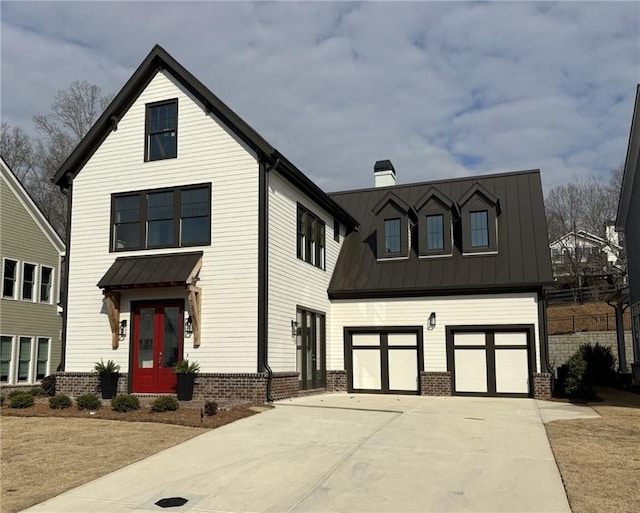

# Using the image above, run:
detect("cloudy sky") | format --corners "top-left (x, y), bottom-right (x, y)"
top-left (1, 1), bottom-right (638, 193)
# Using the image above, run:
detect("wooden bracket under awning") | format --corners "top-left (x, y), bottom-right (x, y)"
top-left (186, 284), bottom-right (202, 346)
top-left (103, 291), bottom-right (121, 349)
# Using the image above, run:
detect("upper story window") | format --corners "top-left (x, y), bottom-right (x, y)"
top-left (2, 258), bottom-right (18, 299)
top-left (333, 218), bottom-right (340, 242)
top-left (373, 192), bottom-right (413, 260)
top-left (297, 204), bottom-right (325, 270)
top-left (415, 187), bottom-right (454, 258)
top-left (22, 263), bottom-right (37, 302)
top-left (146, 99), bottom-right (177, 161)
top-left (111, 183), bottom-right (211, 252)
top-left (39, 266), bottom-right (54, 304)
top-left (458, 182), bottom-right (500, 255)
top-left (0, 335), bottom-right (11, 382)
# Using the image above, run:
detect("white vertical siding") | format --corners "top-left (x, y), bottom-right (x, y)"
top-left (267, 170), bottom-right (343, 372)
top-left (66, 71), bottom-right (259, 373)
top-left (329, 292), bottom-right (541, 372)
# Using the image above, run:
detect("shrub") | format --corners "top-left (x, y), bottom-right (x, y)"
top-left (29, 386), bottom-right (46, 397)
top-left (581, 343), bottom-right (617, 386)
top-left (10, 392), bottom-right (35, 409)
top-left (94, 359), bottom-right (120, 374)
top-left (564, 349), bottom-right (595, 399)
top-left (76, 393), bottom-right (102, 410)
top-left (150, 395), bottom-right (179, 412)
top-left (204, 400), bottom-right (218, 416)
top-left (41, 375), bottom-right (56, 396)
top-left (111, 394), bottom-right (140, 412)
top-left (173, 359), bottom-right (200, 374)
top-left (49, 394), bottom-right (72, 409)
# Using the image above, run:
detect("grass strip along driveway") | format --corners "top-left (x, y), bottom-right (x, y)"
top-left (545, 387), bottom-right (640, 513)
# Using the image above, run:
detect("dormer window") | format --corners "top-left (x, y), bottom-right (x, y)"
top-left (146, 99), bottom-right (177, 161)
top-left (458, 182), bottom-right (500, 255)
top-left (415, 187), bottom-right (455, 257)
top-left (372, 192), bottom-right (413, 260)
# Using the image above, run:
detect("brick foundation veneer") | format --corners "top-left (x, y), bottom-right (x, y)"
top-left (56, 372), bottom-right (128, 397)
top-left (420, 371), bottom-right (453, 396)
top-left (326, 370), bottom-right (347, 392)
top-left (532, 373), bottom-right (552, 400)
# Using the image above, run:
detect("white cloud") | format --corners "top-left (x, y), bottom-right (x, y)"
top-left (1, 1), bottom-right (638, 194)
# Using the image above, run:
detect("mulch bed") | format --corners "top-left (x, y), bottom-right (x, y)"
top-left (2, 399), bottom-right (270, 429)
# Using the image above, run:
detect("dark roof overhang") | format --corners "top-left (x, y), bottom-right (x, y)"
top-left (328, 283), bottom-right (548, 300)
top-left (616, 84), bottom-right (640, 232)
top-left (97, 251), bottom-right (203, 291)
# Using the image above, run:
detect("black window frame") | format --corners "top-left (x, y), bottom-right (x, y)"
top-left (384, 218), bottom-right (402, 254)
top-left (458, 184), bottom-right (499, 255)
top-left (375, 204), bottom-right (410, 260)
top-left (2, 258), bottom-right (18, 299)
top-left (145, 99), bottom-right (178, 162)
top-left (297, 204), bottom-right (326, 270)
top-left (414, 188), bottom-right (455, 258)
top-left (21, 262), bottom-right (37, 302)
top-left (470, 210), bottom-right (489, 248)
top-left (39, 266), bottom-right (54, 304)
top-left (110, 183), bottom-right (211, 252)
top-left (333, 218), bottom-right (340, 242)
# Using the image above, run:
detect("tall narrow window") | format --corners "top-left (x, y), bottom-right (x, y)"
top-left (114, 195), bottom-right (141, 250)
top-left (147, 191), bottom-right (174, 247)
top-left (297, 210), bottom-right (308, 260)
top-left (0, 336), bottom-right (12, 382)
top-left (318, 223), bottom-right (326, 269)
top-left (297, 204), bottom-right (325, 269)
top-left (40, 266), bottom-right (53, 303)
top-left (146, 100), bottom-right (177, 161)
top-left (181, 187), bottom-right (210, 245)
top-left (309, 218), bottom-right (317, 266)
top-left (333, 218), bottom-right (340, 242)
top-left (22, 263), bottom-right (37, 301)
top-left (2, 259), bottom-right (18, 299)
top-left (36, 337), bottom-right (49, 380)
top-left (18, 336), bottom-right (32, 382)
top-left (470, 211), bottom-right (489, 247)
top-left (384, 218), bottom-right (401, 253)
top-left (426, 215), bottom-right (444, 250)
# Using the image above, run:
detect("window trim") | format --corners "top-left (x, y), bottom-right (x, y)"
top-left (297, 203), bottom-right (326, 270)
top-left (21, 261), bottom-right (38, 303)
top-left (0, 334), bottom-right (14, 383)
top-left (2, 258), bottom-right (19, 300)
top-left (36, 336), bottom-right (51, 381)
top-left (384, 218), bottom-right (402, 254)
top-left (145, 99), bottom-right (178, 162)
top-left (458, 183), bottom-right (500, 255)
top-left (470, 210), bottom-right (490, 248)
top-left (39, 266), bottom-right (55, 304)
top-left (110, 183), bottom-right (212, 252)
top-left (17, 335), bottom-right (34, 383)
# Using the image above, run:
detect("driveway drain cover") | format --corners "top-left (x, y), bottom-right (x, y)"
top-left (155, 497), bottom-right (189, 508)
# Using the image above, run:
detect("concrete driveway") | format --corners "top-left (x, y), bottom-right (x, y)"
top-left (23, 394), bottom-right (579, 513)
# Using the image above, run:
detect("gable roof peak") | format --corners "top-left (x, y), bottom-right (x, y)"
top-left (458, 181), bottom-right (501, 213)
top-left (372, 190), bottom-right (414, 216)
top-left (414, 186), bottom-right (456, 212)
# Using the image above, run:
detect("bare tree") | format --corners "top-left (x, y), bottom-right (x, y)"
top-left (0, 122), bottom-right (33, 181)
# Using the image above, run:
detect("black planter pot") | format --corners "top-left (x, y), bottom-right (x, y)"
top-left (99, 372), bottom-right (119, 399)
top-left (176, 373), bottom-right (196, 401)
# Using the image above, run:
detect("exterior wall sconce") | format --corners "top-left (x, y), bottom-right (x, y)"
top-left (291, 320), bottom-right (300, 336)
top-left (185, 316), bottom-right (193, 337)
top-left (428, 312), bottom-right (436, 330)
top-left (119, 319), bottom-right (127, 338)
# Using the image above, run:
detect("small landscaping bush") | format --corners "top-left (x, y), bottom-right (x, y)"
top-left (9, 392), bottom-right (35, 409)
top-left (204, 400), bottom-right (218, 416)
top-left (8, 390), bottom-right (25, 398)
top-left (29, 386), bottom-right (46, 397)
top-left (0, 394), bottom-right (4, 406)
top-left (41, 374), bottom-right (56, 396)
top-left (49, 394), bottom-right (72, 409)
top-left (76, 393), bottom-right (102, 410)
top-left (564, 349), bottom-right (595, 400)
top-left (150, 395), bottom-right (179, 412)
top-left (111, 394), bottom-right (140, 412)
top-left (581, 343), bottom-right (617, 386)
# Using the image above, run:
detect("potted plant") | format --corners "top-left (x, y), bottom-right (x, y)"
top-left (94, 359), bottom-right (121, 399)
top-left (173, 359), bottom-right (200, 401)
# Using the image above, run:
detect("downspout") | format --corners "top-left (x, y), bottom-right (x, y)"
top-left (606, 295), bottom-right (629, 373)
top-left (258, 157), bottom-right (280, 402)
top-left (56, 176), bottom-right (73, 372)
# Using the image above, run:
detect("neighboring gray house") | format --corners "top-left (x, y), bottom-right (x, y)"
top-left (1, 157), bottom-right (64, 387)
top-left (617, 84), bottom-right (640, 384)
top-left (52, 45), bottom-right (554, 402)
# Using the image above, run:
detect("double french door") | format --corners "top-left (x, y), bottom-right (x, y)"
top-left (296, 308), bottom-right (326, 390)
top-left (132, 302), bottom-right (183, 393)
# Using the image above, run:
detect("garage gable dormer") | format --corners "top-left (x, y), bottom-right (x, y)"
top-left (414, 187), bottom-right (457, 258)
top-left (458, 182), bottom-right (501, 255)
top-left (372, 192), bottom-right (415, 260)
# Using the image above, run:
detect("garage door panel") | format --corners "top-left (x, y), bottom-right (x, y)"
top-left (454, 349), bottom-right (487, 393)
top-left (494, 332), bottom-right (528, 346)
top-left (352, 349), bottom-right (381, 390)
top-left (352, 334), bottom-right (381, 346)
top-left (388, 333), bottom-right (417, 346)
top-left (495, 349), bottom-right (529, 394)
top-left (388, 349), bottom-right (418, 391)
top-left (454, 333), bottom-right (486, 346)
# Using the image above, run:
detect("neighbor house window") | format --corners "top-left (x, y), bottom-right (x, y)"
top-left (36, 337), bottom-right (49, 380)
top-left (470, 211), bottom-right (489, 247)
top-left (297, 204), bottom-right (325, 270)
top-left (2, 259), bottom-right (18, 299)
top-left (22, 263), bottom-right (37, 302)
top-left (111, 184), bottom-right (211, 252)
top-left (426, 215), bottom-right (444, 250)
top-left (0, 335), bottom-right (12, 382)
top-left (17, 336), bottom-right (32, 382)
top-left (39, 266), bottom-right (54, 303)
top-left (146, 99), bottom-right (177, 161)
top-left (333, 218), bottom-right (340, 242)
top-left (384, 218), bottom-right (401, 253)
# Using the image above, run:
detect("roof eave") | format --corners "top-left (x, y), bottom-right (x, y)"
top-left (616, 84), bottom-right (640, 232)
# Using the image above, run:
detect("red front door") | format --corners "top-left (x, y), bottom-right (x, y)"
top-left (132, 302), bottom-right (183, 393)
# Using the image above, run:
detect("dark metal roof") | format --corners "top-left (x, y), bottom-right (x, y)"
top-left (327, 170), bottom-right (553, 299)
top-left (53, 45), bottom-right (357, 230)
top-left (97, 251), bottom-right (203, 290)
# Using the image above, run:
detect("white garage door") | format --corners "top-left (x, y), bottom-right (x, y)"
top-left (450, 328), bottom-right (532, 397)
top-left (348, 329), bottom-right (422, 394)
